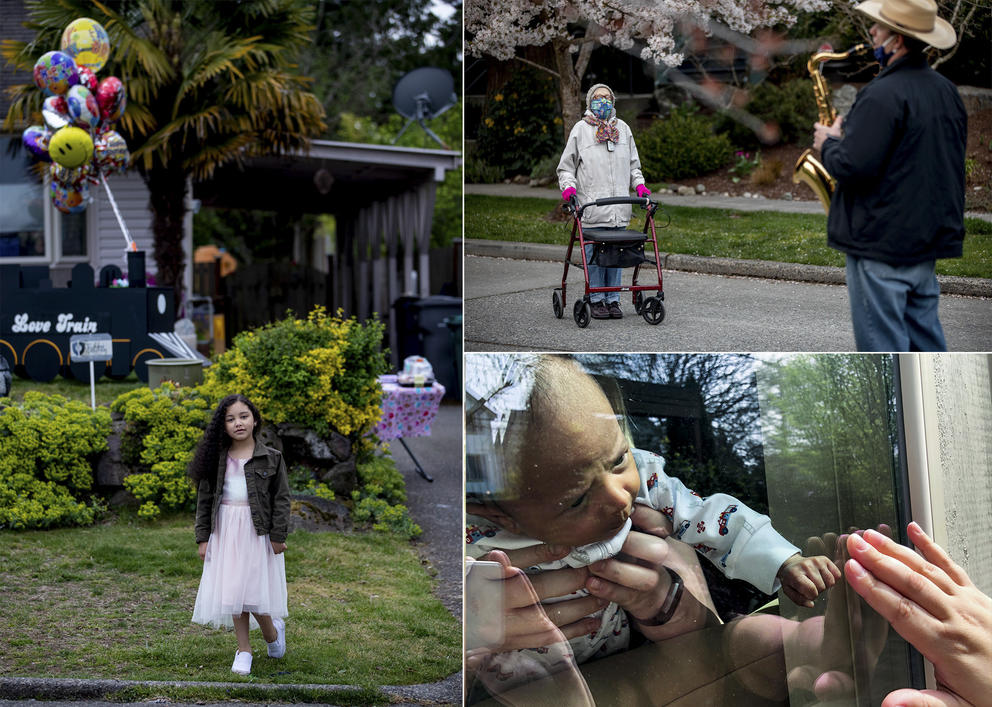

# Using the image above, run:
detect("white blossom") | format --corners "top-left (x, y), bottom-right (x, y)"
top-left (466, 0), bottom-right (831, 67)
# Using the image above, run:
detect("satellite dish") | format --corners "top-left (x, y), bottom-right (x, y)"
top-left (392, 67), bottom-right (457, 148)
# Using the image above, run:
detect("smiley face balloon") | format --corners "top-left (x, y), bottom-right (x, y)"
top-left (49, 126), bottom-right (94, 168)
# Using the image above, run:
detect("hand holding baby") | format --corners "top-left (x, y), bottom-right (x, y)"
top-left (778, 553), bottom-right (843, 608)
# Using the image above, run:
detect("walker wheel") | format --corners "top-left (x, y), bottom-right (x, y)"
top-left (553, 289), bottom-right (564, 319)
top-left (573, 299), bottom-right (591, 328)
top-left (641, 297), bottom-right (665, 325)
top-left (633, 291), bottom-right (644, 314)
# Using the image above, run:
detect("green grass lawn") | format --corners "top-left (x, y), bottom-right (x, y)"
top-left (6, 372), bottom-right (146, 406)
top-left (0, 517), bottom-right (459, 695)
top-left (465, 194), bottom-right (992, 279)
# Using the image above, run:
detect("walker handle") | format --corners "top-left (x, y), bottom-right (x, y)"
top-left (576, 196), bottom-right (656, 218)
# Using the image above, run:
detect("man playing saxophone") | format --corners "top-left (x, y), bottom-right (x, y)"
top-left (811, 0), bottom-right (966, 352)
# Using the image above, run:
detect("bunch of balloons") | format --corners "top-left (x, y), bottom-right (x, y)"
top-left (22, 18), bottom-right (130, 214)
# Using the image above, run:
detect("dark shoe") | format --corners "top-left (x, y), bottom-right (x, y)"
top-left (609, 302), bottom-right (623, 319)
top-left (591, 302), bottom-right (612, 319)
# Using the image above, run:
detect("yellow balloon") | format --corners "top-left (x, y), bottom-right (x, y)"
top-left (50, 126), bottom-right (94, 168)
top-left (61, 18), bottom-right (111, 72)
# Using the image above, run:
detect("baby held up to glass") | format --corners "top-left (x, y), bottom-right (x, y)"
top-left (464, 354), bottom-right (843, 701)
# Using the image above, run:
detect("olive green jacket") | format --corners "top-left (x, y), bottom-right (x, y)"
top-left (194, 439), bottom-right (291, 544)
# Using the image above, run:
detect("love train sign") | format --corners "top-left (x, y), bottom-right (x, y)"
top-left (0, 261), bottom-right (175, 383)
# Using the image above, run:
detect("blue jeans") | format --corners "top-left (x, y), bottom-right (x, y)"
top-left (845, 255), bottom-right (946, 351)
top-left (584, 243), bottom-right (620, 303)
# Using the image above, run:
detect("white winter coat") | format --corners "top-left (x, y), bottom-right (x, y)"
top-left (557, 84), bottom-right (646, 229)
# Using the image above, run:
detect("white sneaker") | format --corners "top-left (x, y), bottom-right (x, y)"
top-left (231, 650), bottom-right (252, 675)
top-left (267, 617), bottom-right (286, 658)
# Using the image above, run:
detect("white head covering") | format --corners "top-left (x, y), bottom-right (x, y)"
top-left (585, 83), bottom-right (617, 120)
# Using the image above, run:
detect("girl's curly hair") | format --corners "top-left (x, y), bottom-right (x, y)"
top-left (188, 394), bottom-right (262, 488)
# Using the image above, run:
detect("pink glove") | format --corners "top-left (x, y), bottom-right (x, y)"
top-left (636, 184), bottom-right (651, 198)
top-left (562, 187), bottom-right (577, 202)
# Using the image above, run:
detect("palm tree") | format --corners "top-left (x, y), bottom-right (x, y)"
top-left (2, 0), bottom-right (326, 302)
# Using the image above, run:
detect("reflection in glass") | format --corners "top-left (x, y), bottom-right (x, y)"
top-left (758, 354), bottom-right (912, 705)
top-left (0, 144), bottom-right (45, 258)
top-left (465, 353), bottom-right (915, 706)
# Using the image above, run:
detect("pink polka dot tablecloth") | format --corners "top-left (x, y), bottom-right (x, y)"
top-left (374, 374), bottom-right (447, 441)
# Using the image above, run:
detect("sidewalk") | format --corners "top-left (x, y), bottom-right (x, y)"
top-left (465, 182), bottom-right (992, 222)
top-left (465, 183), bottom-right (992, 298)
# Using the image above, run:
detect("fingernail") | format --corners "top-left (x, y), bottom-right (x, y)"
top-left (846, 558), bottom-right (866, 579)
top-left (848, 533), bottom-right (867, 550)
top-left (587, 578), bottom-right (602, 592)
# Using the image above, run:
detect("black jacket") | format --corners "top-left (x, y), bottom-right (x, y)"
top-left (194, 439), bottom-right (291, 544)
top-left (822, 53), bottom-right (966, 265)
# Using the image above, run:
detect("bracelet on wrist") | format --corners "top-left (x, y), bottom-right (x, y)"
top-left (635, 567), bottom-right (684, 626)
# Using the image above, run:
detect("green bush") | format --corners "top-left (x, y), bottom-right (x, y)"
top-left (111, 383), bottom-right (212, 519)
top-left (0, 393), bottom-right (110, 529)
top-left (350, 453), bottom-right (420, 538)
top-left (638, 106), bottom-right (734, 181)
top-left (529, 153), bottom-right (561, 181)
top-left (475, 68), bottom-right (563, 179)
top-left (288, 464), bottom-right (336, 501)
top-left (716, 78), bottom-right (818, 149)
top-left (200, 306), bottom-right (389, 442)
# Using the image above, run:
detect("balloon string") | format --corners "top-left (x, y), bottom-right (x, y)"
top-left (100, 172), bottom-right (137, 252)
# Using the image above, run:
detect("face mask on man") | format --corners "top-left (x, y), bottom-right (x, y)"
top-left (590, 97), bottom-right (613, 120)
top-left (874, 35), bottom-right (896, 67)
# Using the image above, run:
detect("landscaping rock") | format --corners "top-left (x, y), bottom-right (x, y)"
top-left (289, 494), bottom-right (352, 533)
top-left (677, 185), bottom-right (695, 196)
top-left (0, 356), bottom-right (10, 398)
top-left (695, 183), bottom-right (705, 194)
top-left (834, 84), bottom-right (858, 117)
top-left (258, 422), bottom-right (283, 453)
top-left (783, 192), bottom-right (794, 201)
top-left (276, 422), bottom-right (351, 463)
top-left (95, 420), bottom-right (128, 488)
top-left (317, 457), bottom-right (357, 495)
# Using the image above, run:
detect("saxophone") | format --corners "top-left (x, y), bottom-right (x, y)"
top-left (792, 44), bottom-right (868, 214)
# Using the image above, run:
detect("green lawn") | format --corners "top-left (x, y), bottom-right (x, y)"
top-left (0, 517), bottom-right (459, 695)
top-left (465, 194), bottom-right (992, 279)
top-left (6, 372), bottom-right (146, 406)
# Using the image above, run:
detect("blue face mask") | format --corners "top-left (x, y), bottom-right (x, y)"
top-left (591, 97), bottom-right (613, 120)
top-left (873, 36), bottom-right (896, 67)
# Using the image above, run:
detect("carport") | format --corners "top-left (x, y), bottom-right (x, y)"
top-left (193, 140), bottom-right (461, 362)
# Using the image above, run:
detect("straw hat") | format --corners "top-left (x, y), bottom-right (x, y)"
top-left (854, 0), bottom-right (956, 49)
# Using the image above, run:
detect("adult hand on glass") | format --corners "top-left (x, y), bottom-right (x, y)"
top-left (465, 548), bottom-right (596, 707)
top-left (471, 547), bottom-right (604, 653)
top-left (845, 522), bottom-right (992, 707)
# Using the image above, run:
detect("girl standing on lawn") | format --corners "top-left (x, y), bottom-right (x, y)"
top-left (557, 83), bottom-right (651, 320)
top-left (190, 394), bottom-right (291, 676)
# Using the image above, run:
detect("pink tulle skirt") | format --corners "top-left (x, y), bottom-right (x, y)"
top-left (192, 501), bottom-right (288, 630)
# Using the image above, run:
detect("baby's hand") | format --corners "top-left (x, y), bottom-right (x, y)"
top-left (778, 553), bottom-right (841, 608)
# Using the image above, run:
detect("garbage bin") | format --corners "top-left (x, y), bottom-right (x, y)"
top-left (442, 314), bottom-right (462, 400)
top-left (393, 294), bottom-right (461, 399)
top-left (391, 295), bottom-right (423, 363)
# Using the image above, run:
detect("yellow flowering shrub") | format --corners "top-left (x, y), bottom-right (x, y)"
top-left (0, 393), bottom-right (110, 529)
top-left (111, 383), bottom-right (212, 517)
top-left (200, 307), bottom-right (389, 440)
